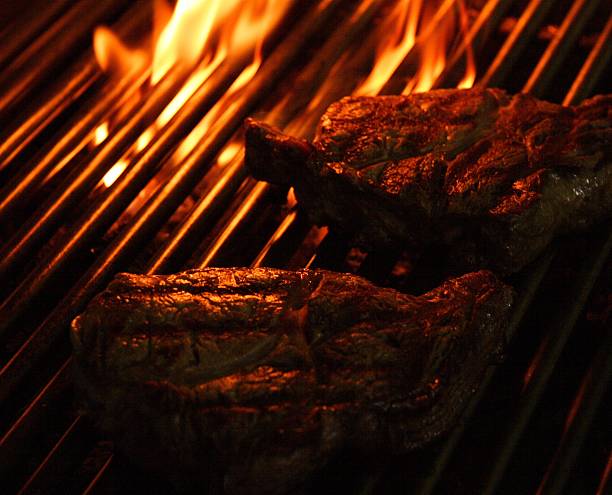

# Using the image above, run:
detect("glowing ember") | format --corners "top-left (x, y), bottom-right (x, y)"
top-left (95, 0), bottom-right (289, 85)
top-left (102, 159), bottom-right (129, 188)
top-left (93, 122), bottom-right (109, 145)
top-left (217, 142), bottom-right (242, 166)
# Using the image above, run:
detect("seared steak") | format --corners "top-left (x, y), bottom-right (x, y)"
top-left (245, 88), bottom-right (612, 273)
top-left (71, 267), bottom-right (513, 494)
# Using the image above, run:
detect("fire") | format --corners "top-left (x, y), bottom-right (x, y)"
top-left (406, 0), bottom-right (476, 93)
top-left (93, 1), bottom-right (476, 190)
top-left (456, 0), bottom-right (476, 89)
top-left (355, 0), bottom-right (423, 97)
top-left (353, 0), bottom-right (476, 97)
top-left (404, 5), bottom-right (453, 94)
top-left (93, 27), bottom-right (146, 77)
top-left (93, 0), bottom-right (289, 188)
top-left (151, 0), bottom-right (281, 84)
top-left (95, 0), bottom-right (288, 85)
top-left (152, 0), bottom-right (224, 84)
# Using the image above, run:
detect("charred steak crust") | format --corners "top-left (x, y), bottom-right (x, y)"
top-left (72, 267), bottom-right (513, 494)
top-left (245, 88), bottom-right (612, 273)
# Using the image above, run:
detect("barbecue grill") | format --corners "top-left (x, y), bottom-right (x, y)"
top-left (0, 0), bottom-right (610, 493)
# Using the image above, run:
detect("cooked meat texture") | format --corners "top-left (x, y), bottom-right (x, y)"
top-left (245, 88), bottom-right (612, 273)
top-left (72, 267), bottom-right (513, 494)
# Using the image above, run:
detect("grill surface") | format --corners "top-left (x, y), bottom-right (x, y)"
top-left (0, 1), bottom-right (610, 494)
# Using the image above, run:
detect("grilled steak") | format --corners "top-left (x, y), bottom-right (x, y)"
top-left (71, 267), bottom-right (513, 494)
top-left (245, 88), bottom-right (612, 273)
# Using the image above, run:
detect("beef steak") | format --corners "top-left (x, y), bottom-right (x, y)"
top-left (245, 88), bottom-right (612, 273)
top-left (71, 267), bottom-right (513, 494)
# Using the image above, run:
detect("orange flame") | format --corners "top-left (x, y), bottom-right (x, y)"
top-left (152, 0), bottom-right (224, 83)
top-left (102, 159), bottom-right (129, 188)
top-left (355, 0), bottom-right (423, 96)
top-left (456, 0), bottom-right (476, 89)
top-left (94, 0), bottom-right (289, 188)
top-left (95, 0), bottom-right (289, 85)
top-left (404, 3), bottom-right (455, 94)
top-left (404, 0), bottom-right (476, 93)
top-left (93, 27), bottom-right (146, 76)
top-left (352, 0), bottom-right (476, 97)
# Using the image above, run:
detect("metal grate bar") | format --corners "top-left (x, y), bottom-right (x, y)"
top-left (597, 448), bottom-right (612, 495)
top-left (17, 414), bottom-right (92, 495)
top-left (0, 0), bottom-right (72, 70)
top-left (0, 1), bottom-right (609, 494)
top-left (0, 0), bottom-right (131, 120)
top-left (564, 12), bottom-right (612, 106)
top-left (148, 0), bottom-right (387, 273)
top-left (523, 0), bottom-right (604, 96)
top-left (0, 359), bottom-right (73, 488)
top-left (0, 63), bottom-right (99, 176)
top-left (433, 0), bottom-right (514, 87)
top-left (0, 4), bottom-right (153, 222)
top-left (479, 0), bottom-right (556, 88)
top-left (0, 70), bottom-right (187, 336)
top-left (0, 2), bottom-right (151, 182)
top-left (536, 320), bottom-right (612, 494)
top-left (480, 229), bottom-right (612, 495)
top-left (0, 0), bottom-right (343, 408)
top-left (147, 150), bottom-right (247, 273)
top-left (0, 68), bottom-right (149, 225)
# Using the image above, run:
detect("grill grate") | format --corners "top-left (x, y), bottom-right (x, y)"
top-left (0, 0), bottom-right (610, 494)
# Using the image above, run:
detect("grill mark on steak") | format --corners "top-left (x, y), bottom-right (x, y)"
top-left (245, 88), bottom-right (612, 273)
top-left (71, 267), bottom-right (513, 494)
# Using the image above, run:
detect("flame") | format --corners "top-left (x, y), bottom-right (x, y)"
top-left (404, 0), bottom-right (476, 93)
top-left (352, 0), bottom-right (475, 98)
top-left (157, 48), bottom-right (226, 127)
top-left (355, 0), bottom-right (423, 96)
top-left (94, 0), bottom-right (289, 188)
top-left (456, 0), bottom-right (476, 89)
top-left (404, 3), bottom-right (455, 94)
top-left (95, 0), bottom-right (288, 86)
top-left (152, 0), bottom-right (223, 83)
top-left (93, 27), bottom-right (146, 76)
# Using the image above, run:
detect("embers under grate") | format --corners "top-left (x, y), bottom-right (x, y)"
top-left (0, 0), bottom-right (611, 494)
